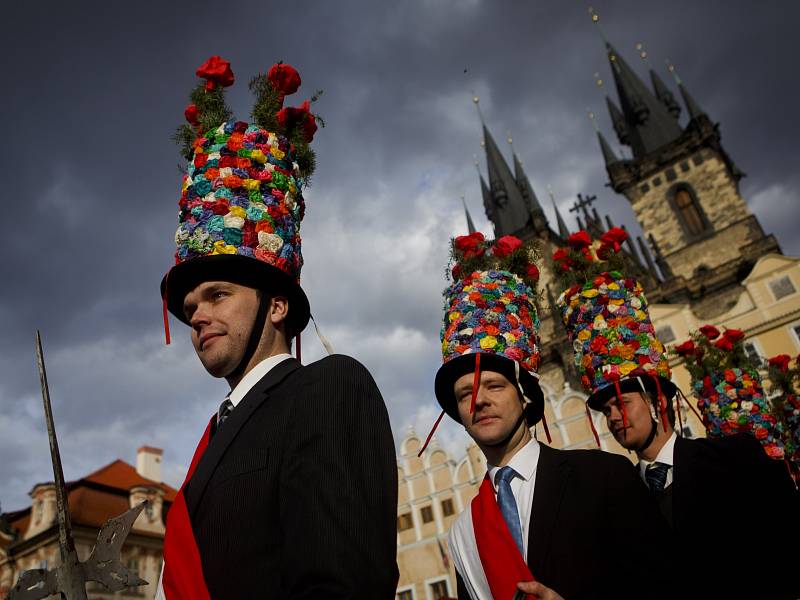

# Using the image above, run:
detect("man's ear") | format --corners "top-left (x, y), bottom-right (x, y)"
top-left (268, 295), bottom-right (290, 326)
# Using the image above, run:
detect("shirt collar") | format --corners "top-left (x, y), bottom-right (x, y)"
top-left (639, 431), bottom-right (677, 475)
top-left (487, 437), bottom-right (540, 491)
top-left (228, 353), bottom-right (293, 407)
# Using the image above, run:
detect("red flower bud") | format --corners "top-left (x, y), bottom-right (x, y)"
top-left (567, 230), bottom-right (592, 249)
top-left (196, 55), bottom-right (235, 90)
top-left (699, 325), bottom-right (720, 340)
top-left (184, 103), bottom-right (200, 126)
top-left (674, 340), bottom-right (695, 357)
top-left (526, 264), bottom-right (540, 281)
top-left (493, 235), bottom-right (523, 258)
top-left (768, 354), bottom-right (792, 373)
top-left (268, 62), bottom-right (302, 97)
top-left (723, 328), bottom-right (745, 343)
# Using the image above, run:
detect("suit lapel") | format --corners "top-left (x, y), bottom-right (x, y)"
top-left (185, 358), bottom-right (301, 515)
top-left (527, 444), bottom-right (570, 577)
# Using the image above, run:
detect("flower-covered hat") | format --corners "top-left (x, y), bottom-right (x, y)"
top-left (434, 233), bottom-right (544, 425)
top-left (160, 57), bottom-right (321, 335)
top-left (673, 327), bottom-right (786, 460)
top-left (553, 230), bottom-right (676, 411)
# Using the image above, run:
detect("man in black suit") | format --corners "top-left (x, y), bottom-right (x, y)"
top-left (438, 355), bottom-right (674, 600)
top-left (594, 377), bottom-right (799, 599)
top-left (156, 56), bottom-right (398, 599)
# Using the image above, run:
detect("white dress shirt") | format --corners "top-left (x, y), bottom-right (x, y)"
top-left (638, 431), bottom-right (677, 490)
top-left (154, 353), bottom-right (294, 599)
top-left (449, 438), bottom-right (541, 600)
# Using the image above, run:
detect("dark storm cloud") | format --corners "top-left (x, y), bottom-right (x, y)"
top-left (2, 0), bottom-right (798, 509)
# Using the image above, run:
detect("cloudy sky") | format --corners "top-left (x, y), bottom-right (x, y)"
top-left (2, 1), bottom-right (798, 510)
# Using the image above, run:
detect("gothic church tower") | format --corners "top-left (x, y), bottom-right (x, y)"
top-left (598, 43), bottom-right (780, 317)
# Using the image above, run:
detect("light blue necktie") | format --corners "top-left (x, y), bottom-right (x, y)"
top-left (495, 466), bottom-right (524, 556)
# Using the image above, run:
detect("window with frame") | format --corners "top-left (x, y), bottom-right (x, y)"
top-left (673, 186), bottom-right (707, 237)
top-left (742, 341), bottom-right (763, 367)
top-left (441, 498), bottom-right (455, 517)
top-left (396, 590), bottom-right (414, 600)
top-left (397, 512), bottom-right (413, 531)
top-left (769, 276), bottom-right (796, 301)
top-left (429, 579), bottom-right (449, 599)
top-left (420, 505), bottom-right (434, 524)
top-left (792, 323), bottom-right (800, 345)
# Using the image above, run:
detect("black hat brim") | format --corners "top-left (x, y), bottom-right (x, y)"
top-left (160, 254), bottom-right (310, 333)
top-left (434, 353), bottom-right (544, 426)
top-left (586, 374), bottom-right (678, 411)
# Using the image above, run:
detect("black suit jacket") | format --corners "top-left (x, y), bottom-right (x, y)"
top-left (458, 444), bottom-right (675, 600)
top-left (667, 434), bottom-right (799, 599)
top-left (183, 355), bottom-right (399, 599)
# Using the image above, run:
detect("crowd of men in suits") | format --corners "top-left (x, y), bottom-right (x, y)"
top-left (153, 57), bottom-right (798, 600)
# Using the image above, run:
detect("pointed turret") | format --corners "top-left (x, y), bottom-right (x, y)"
top-left (512, 152), bottom-right (548, 233)
top-left (479, 173), bottom-right (495, 226)
top-left (678, 81), bottom-right (705, 121)
top-left (606, 42), bottom-right (682, 157)
top-left (606, 96), bottom-right (629, 146)
top-left (597, 131), bottom-right (619, 167)
top-left (482, 124), bottom-right (533, 236)
top-left (650, 69), bottom-right (681, 119)
top-left (550, 194), bottom-right (570, 239)
top-left (462, 197), bottom-right (477, 234)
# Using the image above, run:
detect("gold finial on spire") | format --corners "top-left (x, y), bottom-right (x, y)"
top-left (635, 42), bottom-right (652, 68)
top-left (587, 108), bottom-right (599, 131)
top-left (471, 91), bottom-right (485, 124)
top-left (594, 72), bottom-right (604, 88)
top-left (507, 132), bottom-right (513, 146)
top-left (665, 59), bottom-right (682, 85)
top-left (588, 6), bottom-right (609, 43)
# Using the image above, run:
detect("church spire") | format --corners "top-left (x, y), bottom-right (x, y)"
top-left (597, 130), bottom-right (619, 167)
top-left (606, 96), bottom-right (629, 146)
top-left (461, 196), bottom-right (477, 234)
top-left (548, 186), bottom-right (570, 239)
top-left (511, 143), bottom-right (548, 233)
top-left (666, 62), bottom-right (706, 121)
top-left (605, 42), bottom-right (682, 157)
top-left (649, 69), bottom-right (681, 119)
top-left (481, 123), bottom-right (532, 236)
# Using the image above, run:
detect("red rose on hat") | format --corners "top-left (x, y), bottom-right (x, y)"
top-left (276, 100), bottom-right (318, 143)
top-left (454, 232), bottom-right (485, 259)
top-left (699, 325), bottom-right (720, 340)
top-left (722, 328), bottom-right (745, 343)
top-left (268, 63), bottom-right (302, 98)
top-left (714, 337), bottom-right (734, 352)
top-left (184, 104), bottom-right (200, 126)
top-left (768, 354), bottom-right (792, 373)
top-left (526, 264), bottom-right (540, 281)
top-left (196, 55), bottom-right (235, 91)
top-left (493, 235), bottom-right (523, 258)
top-left (567, 230), bottom-right (592, 249)
top-left (674, 340), bottom-right (695, 357)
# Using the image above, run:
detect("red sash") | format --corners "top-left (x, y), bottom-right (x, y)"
top-left (471, 475), bottom-right (537, 600)
top-left (162, 417), bottom-right (215, 600)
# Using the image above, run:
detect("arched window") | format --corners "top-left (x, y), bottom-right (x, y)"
top-left (670, 184), bottom-right (709, 238)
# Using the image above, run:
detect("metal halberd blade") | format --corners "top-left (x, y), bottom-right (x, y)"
top-left (8, 332), bottom-right (149, 600)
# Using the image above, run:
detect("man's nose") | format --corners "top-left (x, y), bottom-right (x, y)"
top-left (190, 302), bottom-right (211, 328)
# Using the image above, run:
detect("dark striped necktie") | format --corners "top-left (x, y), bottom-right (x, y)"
top-left (217, 396), bottom-right (234, 428)
top-left (645, 462), bottom-right (670, 494)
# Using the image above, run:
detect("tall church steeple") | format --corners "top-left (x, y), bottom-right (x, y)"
top-left (512, 148), bottom-right (549, 233)
top-left (605, 42), bottom-right (682, 157)
top-left (594, 37), bottom-right (778, 316)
